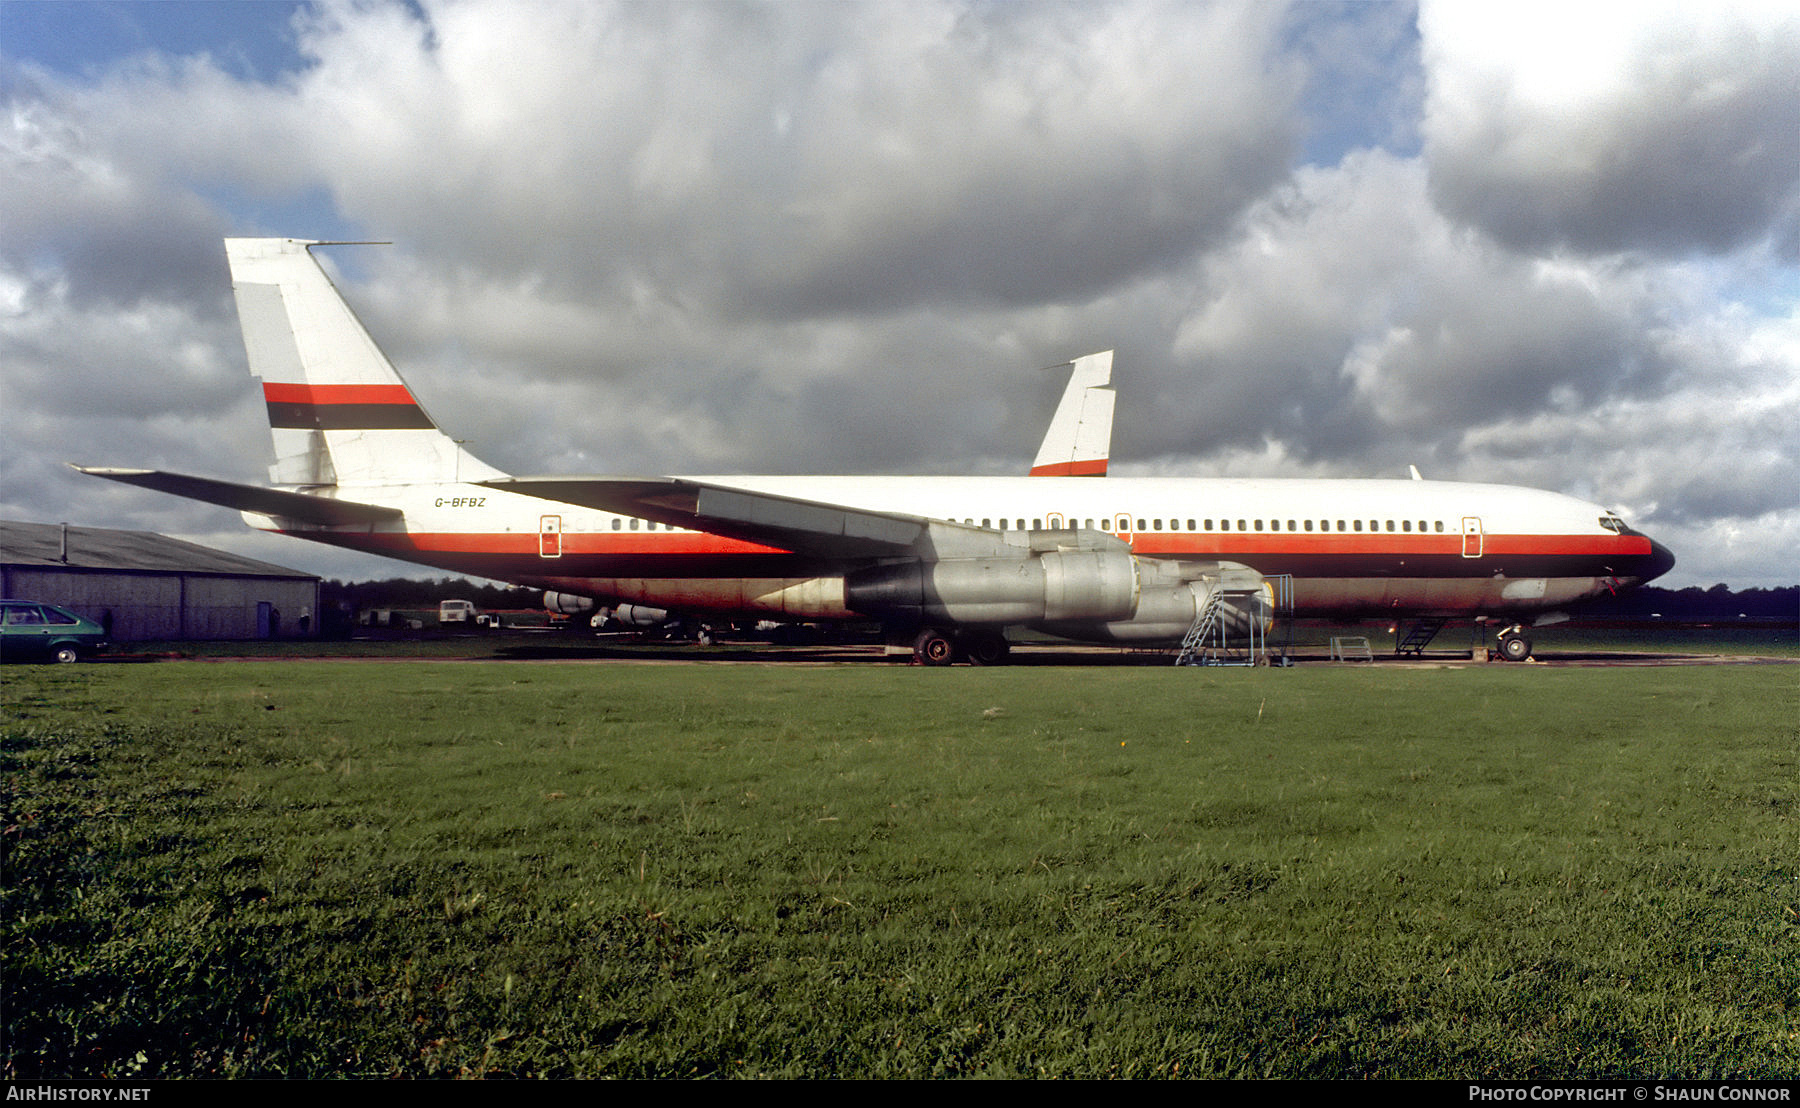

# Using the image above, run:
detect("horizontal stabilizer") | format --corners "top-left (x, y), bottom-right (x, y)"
top-left (73, 466), bottom-right (403, 526)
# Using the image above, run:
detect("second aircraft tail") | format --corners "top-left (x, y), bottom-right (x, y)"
top-left (1030, 350), bottom-right (1114, 477)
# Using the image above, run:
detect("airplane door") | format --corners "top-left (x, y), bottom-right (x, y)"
top-left (539, 515), bottom-right (563, 558)
top-left (1461, 516), bottom-right (1483, 558)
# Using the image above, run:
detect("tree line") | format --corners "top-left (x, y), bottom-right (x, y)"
top-left (321, 577), bottom-right (1795, 627)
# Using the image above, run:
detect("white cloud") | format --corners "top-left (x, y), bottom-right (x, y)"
top-left (1421, 0), bottom-right (1800, 256)
top-left (1, 0), bottom-right (1794, 589)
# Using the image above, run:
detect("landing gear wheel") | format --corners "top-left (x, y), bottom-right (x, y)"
top-left (960, 631), bottom-right (1011, 667)
top-left (1497, 632), bottom-right (1532, 662)
top-left (913, 628), bottom-right (956, 667)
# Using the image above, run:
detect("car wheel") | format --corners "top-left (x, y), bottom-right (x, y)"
top-left (52, 645), bottom-right (81, 664)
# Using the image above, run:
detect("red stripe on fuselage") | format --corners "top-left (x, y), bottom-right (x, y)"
top-left (290, 527), bottom-right (1648, 569)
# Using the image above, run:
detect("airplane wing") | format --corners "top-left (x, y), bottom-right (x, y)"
top-left (73, 467), bottom-right (403, 526)
top-left (485, 476), bottom-right (1017, 560)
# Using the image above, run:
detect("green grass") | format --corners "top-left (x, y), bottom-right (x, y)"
top-left (1276, 622), bottom-right (1799, 658)
top-left (116, 619), bottom-right (1799, 660)
top-left (4, 662), bottom-right (1796, 1078)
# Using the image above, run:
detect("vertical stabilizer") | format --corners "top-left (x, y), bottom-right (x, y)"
top-left (1030, 350), bottom-right (1114, 477)
top-left (225, 238), bottom-right (504, 486)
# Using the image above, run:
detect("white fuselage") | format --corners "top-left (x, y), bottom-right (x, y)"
top-left (251, 472), bottom-right (1671, 630)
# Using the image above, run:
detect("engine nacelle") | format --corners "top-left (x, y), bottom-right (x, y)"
top-left (1039, 562), bottom-right (1273, 643)
top-left (542, 591), bottom-right (596, 615)
top-left (845, 546), bottom-right (1139, 624)
top-left (609, 603), bottom-right (670, 627)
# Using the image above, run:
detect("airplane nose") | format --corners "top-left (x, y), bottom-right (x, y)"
top-left (1627, 536), bottom-right (1676, 584)
top-left (1646, 537), bottom-right (1675, 582)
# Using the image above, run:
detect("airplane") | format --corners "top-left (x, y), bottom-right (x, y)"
top-left (78, 238), bottom-right (1674, 665)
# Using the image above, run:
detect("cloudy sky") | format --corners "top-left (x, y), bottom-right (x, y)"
top-left (3, 0), bottom-right (1796, 589)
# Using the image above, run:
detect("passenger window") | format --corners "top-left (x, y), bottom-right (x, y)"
top-left (1353, 520), bottom-right (1363, 532)
top-left (1402, 520), bottom-right (1412, 532)
top-left (1303, 519), bottom-right (1313, 532)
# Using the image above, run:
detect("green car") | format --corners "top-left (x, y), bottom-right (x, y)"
top-left (0, 601), bottom-right (110, 663)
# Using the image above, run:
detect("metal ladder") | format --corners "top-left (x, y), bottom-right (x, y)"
top-left (1174, 575), bottom-right (1292, 667)
top-left (1173, 588), bottom-right (1227, 666)
top-left (1396, 616), bottom-right (1449, 655)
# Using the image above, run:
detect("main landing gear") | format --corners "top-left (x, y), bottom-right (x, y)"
top-left (1495, 625), bottom-right (1533, 662)
top-left (911, 627), bottom-right (1011, 666)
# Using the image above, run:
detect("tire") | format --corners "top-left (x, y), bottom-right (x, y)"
top-left (913, 628), bottom-right (956, 667)
top-left (52, 645), bottom-right (81, 664)
top-left (1497, 633), bottom-right (1531, 662)
top-left (961, 631), bottom-right (1011, 667)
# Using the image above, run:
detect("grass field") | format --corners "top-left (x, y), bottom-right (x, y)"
top-left (4, 658), bottom-right (1796, 1078)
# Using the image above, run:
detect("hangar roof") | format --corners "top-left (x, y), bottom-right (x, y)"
top-left (0, 520), bottom-right (317, 580)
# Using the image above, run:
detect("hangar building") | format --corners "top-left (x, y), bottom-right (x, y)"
top-left (0, 520), bottom-right (320, 641)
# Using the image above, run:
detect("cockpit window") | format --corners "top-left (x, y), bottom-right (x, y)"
top-left (1598, 513), bottom-right (1635, 534)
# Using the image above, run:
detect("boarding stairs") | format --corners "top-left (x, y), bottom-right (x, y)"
top-left (1174, 574), bottom-right (1292, 667)
top-left (1395, 617), bottom-right (1449, 656)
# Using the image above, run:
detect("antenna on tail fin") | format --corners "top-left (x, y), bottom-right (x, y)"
top-left (224, 238), bottom-right (504, 487)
